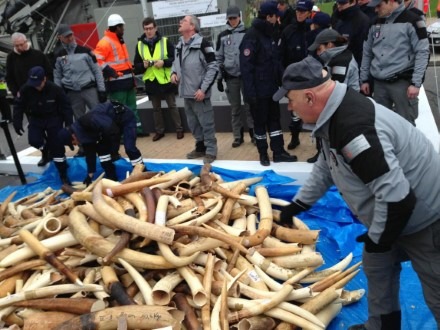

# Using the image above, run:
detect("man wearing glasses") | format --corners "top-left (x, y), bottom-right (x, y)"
top-left (133, 17), bottom-right (184, 142)
top-left (215, 6), bottom-right (255, 148)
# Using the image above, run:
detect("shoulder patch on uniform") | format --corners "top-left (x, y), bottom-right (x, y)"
top-left (243, 48), bottom-right (251, 56)
top-left (416, 20), bottom-right (426, 29)
top-left (332, 65), bottom-right (347, 76)
top-left (204, 46), bottom-right (214, 53)
top-left (341, 134), bottom-right (371, 162)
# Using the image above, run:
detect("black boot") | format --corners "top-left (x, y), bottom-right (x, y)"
top-left (187, 141), bottom-right (206, 159)
top-left (249, 128), bottom-right (256, 145)
top-left (101, 160), bottom-right (117, 181)
top-left (55, 161), bottom-right (71, 185)
top-left (287, 131), bottom-right (300, 150)
top-left (232, 127), bottom-right (244, 148)
top-left (38, 146), bottom-right (50, 167)
top-left (307, 151), bottom-right (319, 163)
top-left (273, 150), bottom-right (297, 163)
top-left (259, 153), bottom-right (270, 166)
top-left (381, 311), bottom-right (401, 329)
top-left (307, 138), bottom-right (321, 163)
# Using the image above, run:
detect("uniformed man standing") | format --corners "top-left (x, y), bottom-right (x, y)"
top-left (240, 0), bottom-right (297, 166)
top-left (216, 5), bottom-right (255, 148)
top-left (360, 0), bottom-right (429, 126)
top-left (13, 66), bottom-right (73, 184)
top-left (58, 101), bottom-right (145, 184)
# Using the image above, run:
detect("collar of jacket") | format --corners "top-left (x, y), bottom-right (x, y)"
top-left (336, 4), bottom-right (361, 20)
top-left (313, 81), bottom-right (346, 139)
top-left (252, 18), bottom-right (274, 37)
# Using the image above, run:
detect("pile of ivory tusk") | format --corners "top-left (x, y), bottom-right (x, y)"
top-left (0, 163), bottom-right (365, 330)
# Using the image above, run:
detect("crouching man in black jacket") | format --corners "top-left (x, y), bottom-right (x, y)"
top-left (58, 100), bottom-right (145, 184)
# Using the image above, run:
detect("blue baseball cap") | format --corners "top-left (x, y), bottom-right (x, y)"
top-left (312, 12), bottom-right (331, 28)
top-left (27, 66), bottom-right (45, 87)
top-left (296, 0), bottom-right (314, 11)
top-left (260, 1), bottom-right (282, 16)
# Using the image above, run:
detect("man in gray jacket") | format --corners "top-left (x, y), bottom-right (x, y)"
top-left (275, 57), bottom-right (440, 330)
top-left (216, 5), bottom-right (255, 148)
top-left (360, 0), bottom-right (429, 126)
top-left (54, 24), bottom-right (107, 156)
top-left (171, 15), bottom-right (218, 164)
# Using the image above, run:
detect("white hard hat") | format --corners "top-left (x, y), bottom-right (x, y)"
top-left (108, 14), bottom-right (125, 27)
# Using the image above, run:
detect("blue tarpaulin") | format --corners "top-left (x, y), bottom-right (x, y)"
top-left (0, 158), bottom-right (435, 329)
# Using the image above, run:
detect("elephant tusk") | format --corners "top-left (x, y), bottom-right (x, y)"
top-left (0, 284), bottom-right (104, 308)
top-left (271, 223), bottom-right (320, 245)
top-left (18, 229), bottom-right (83, 286)
top-left (241, 186), bottom-right (273, 248)
top-left (118, 258), bottom-right (154, 305)
top-left (68, 207), bottom-right (174, 269)
top-left (172, 292), bottom-right (202, 330)
top-left (0, 231), bottom-right (79, 268)
top-left (152, 271), bottom-right (183, 306)
top-left (92, 181), bottom-right (174, 244)
top-left (177, 266), bottom-right (207, 307)
top-left (12, 297), bottom-right (105, 314)
top-left (53, 305), bottom-right (183, 330)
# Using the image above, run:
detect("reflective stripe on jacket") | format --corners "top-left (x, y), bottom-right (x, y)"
top-left (94, 30), bottom-right (134, 91)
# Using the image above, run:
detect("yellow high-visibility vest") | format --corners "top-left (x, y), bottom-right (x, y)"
top-left (137, 37), bottom-right (171, 85)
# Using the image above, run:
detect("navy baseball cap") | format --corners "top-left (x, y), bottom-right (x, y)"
top-left (273, 56), bottom-right (330, 101)
top-left (27, 66), bottom-right (45, 87)
top-left (296, 0), bottom-right (314, 11)
top-left (260, 1), bottom-right (282, 16)
top-left (311, 12), bottom-right (331, 28)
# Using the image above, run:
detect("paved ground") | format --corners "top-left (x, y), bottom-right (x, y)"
top-left (2, 62), bottom-right (440, 189)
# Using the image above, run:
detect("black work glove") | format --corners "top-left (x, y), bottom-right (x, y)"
top-left (102, 66), bottom-right (119, 79)
top-left (98, 91), bottom-right (107, 103)
top-left (356, 232), bottom-right (391, 253)
top-left (83, 175), bottom-right (93, 187)
top-left (279, 201), bottom-right (310, 226)
top-left (13, 122), bottom-right (24, 136)
top-left (217, 79), bottom-right (224, 92)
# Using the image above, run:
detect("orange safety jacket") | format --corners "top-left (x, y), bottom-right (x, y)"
top-left (94, 30), bottom-right (134, 92)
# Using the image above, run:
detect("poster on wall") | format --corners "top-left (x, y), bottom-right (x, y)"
top-left (152, 0), bottom-right (218, 19)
